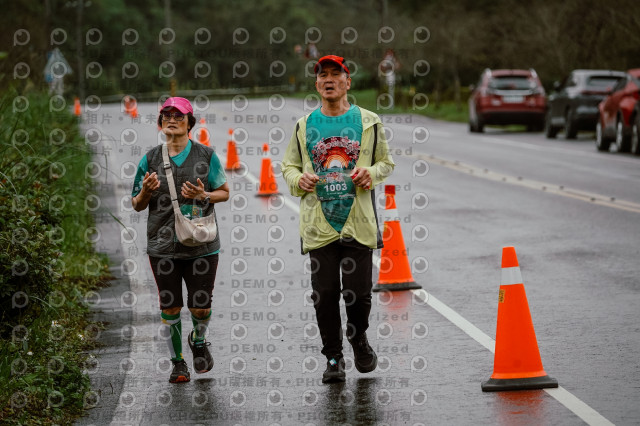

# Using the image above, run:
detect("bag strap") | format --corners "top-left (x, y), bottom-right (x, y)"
top-left (295, 123), bottom-right (306, 255)
top-left (295, 122), bottom-right (302, 160)
top-left (371, 123), bottom-right (383, 249)
top-left (161, 143), bottom-right (183, 217)
top-left (371, 122), bottom-right (378, 166)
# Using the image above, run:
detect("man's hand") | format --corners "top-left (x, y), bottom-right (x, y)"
top-left (298, 172), bottom-right (320, 192)
top-left (351, 167), bottom-right (372, 190)
top-left (182, 178), bottom-right (206, 200)
top-left (141, 171), bottom-right (160, 195)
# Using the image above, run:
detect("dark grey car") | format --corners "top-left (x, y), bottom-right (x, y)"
top-left (545, 69), bottom-right (627, 139)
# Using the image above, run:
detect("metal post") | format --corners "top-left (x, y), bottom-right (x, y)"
top-left (164, 0), bottom-right (176, 96)
top-left (76, 0), bottom-right (85, 101)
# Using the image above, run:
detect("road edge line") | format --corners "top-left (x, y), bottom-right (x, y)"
top-left (222, 149), bottom-right (615, 426)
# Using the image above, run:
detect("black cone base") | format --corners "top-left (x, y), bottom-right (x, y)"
top-left (481, 375), bottom-right (558, 392)
top-left (372, 281), bottom-right (422, 292)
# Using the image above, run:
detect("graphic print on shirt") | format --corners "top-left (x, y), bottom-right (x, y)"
top-left (311, 135), bottom-right (360, 201)
top-left (305, 105), bottom-right (363, 233)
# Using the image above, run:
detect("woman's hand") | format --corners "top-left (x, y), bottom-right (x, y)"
top-left (141, 171), bottom-right (160, 195)
top-left (132, 172), bottom-right (159, 211)
top-left (182, 178), bottom-right (207, 200)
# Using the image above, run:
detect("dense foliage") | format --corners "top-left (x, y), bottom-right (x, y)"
top-left (1, 0), bottom-right (638, 100)
top-left (0, 92), bottom-right (108, 424)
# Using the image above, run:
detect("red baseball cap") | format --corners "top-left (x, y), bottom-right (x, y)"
top-left (314, 55), bottom-right (350, 75)
top-left (160, 97), bottom-right (193, 114)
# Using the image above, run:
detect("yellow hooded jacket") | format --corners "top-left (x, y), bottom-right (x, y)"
top-left (282, 106), bottom-right (395, 253)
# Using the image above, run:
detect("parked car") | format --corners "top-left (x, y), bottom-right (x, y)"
top-left (545, 69), bottom-right (627, 139)
top-left (596, 69), bottom-right (640, 154)
top-left (468, 68), bottom-right (546, 133)
top-left (633, 104), bottom-right (640, 155)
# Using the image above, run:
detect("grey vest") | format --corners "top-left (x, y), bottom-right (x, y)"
top-left (145, 142), bottom-right (221, 258)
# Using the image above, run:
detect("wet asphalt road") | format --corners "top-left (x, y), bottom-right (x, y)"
top-left (76, 98), bottom-right (640, 425)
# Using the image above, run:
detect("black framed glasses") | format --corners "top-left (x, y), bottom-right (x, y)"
top-left (161, 111), bottom-right (185, 121)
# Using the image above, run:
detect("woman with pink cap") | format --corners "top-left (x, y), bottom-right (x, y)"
top-left (131, 97), bottom-right (229, 383)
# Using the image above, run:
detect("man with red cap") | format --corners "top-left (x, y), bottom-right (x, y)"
top-left (132, 97), bottom-right (229, 383)
top-left (283, 55), bottom-right (395, 383)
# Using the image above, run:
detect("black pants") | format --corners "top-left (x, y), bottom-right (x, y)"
top-left (149, 254), bottom-right (219, 309)
top-left (309, 241), bottom-right (373, 359)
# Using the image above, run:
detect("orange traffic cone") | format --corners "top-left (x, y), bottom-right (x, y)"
top-left (226, 129), bottom-right (241, 170)
top-left (197, 118), bottom-right (210, 146)
top-left (256, 143), bottom-right (279, 197)
top-left (373, 185), bottom-right (422, 292)
top-left (123, 95), bottom-right (132, 115)
top-left (74, 97), bottom-right (81, 116)
top-left (481, 246), bottom-right (558, 391)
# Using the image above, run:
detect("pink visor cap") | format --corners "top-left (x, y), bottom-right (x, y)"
top-left (160, 97), bottom-right (193, 114)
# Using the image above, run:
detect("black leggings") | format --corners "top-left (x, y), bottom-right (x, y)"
top-left (149, 254), bottom-right (219, 310)
top-left (308, 241), bottom-right (373, 358)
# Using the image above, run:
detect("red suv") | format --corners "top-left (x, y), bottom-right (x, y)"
top-left (469, 69), bottom-right (546, 133)
top-left (596, 68), bottom-right (640, 154)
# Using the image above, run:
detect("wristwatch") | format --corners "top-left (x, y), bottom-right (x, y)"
top-left (202, 193), bottom-right (211, 203)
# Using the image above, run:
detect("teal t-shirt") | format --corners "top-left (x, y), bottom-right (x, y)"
top-left (306, 105), bottom-right (363, 232)
top-left (132, 140), bottom-right (227, 198)
top-left (132, 140), bottom-right (227, 256)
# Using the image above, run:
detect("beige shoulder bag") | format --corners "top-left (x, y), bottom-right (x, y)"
top-left (162, 143), bottom-right (218, 247)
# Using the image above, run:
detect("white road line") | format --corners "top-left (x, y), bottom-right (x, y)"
top-left (411, 290), bottom-right (613, 426)
top-left (430, 125), bottom-right (637, 165)
top-left (481, 134), bottom-right (636, 165)
top-left (544, 387), bottom-right (615, 426)
top-left (416, 153), bottom-right (640, 214)
top-left (413, 290), bottom-right (495, 352)
top-left (220, 138), bottom-right (614, 426)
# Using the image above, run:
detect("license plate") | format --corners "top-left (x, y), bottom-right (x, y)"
top-left (502, 95), bottom-right (524, 103)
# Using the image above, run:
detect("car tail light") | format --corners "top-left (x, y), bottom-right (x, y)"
top-left (478, 95), bottom-right (493, 107)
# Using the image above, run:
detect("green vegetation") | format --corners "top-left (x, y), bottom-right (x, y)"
top-left (352, 88), bottom-right (468, 123)
top-left (420, 101), bottom-right (468, 123)
top-left (1, 0), bottom-right (638, 100)
top-left (294, 88), bottom-right (469, 122)
top-left (0, 91), bottom-right (109, 425)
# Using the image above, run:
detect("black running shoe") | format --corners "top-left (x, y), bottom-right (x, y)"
top-left (169, 360), bottom-right (190, 383)
top-left (322, 356), bottom-right (346, 383)
top-left (349, 333), bottom-right (377, 373)
top-left (188, 330), bottom-right (214, 373)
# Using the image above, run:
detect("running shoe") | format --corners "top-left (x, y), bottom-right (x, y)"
top-left (322, 356), bottom-right (346, 383)
top-left (169, 359), bottom-right (190, 383)
top-left (349, 333), bottom-right (378, 373)
top-left (188, 330), bottom-right (214, 373)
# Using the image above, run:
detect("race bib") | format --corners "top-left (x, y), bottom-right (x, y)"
top-left (316, 171), bottom-right (355, 201)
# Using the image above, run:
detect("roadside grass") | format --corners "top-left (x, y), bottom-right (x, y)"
top-left (289, 88), bottom-right (469, 122)
top-left (0, 90), bottom-right (109, 425)
top-left (420, 99), bottom-right (469, 123)
top-left (290, 88), bottom-right (534, 132)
